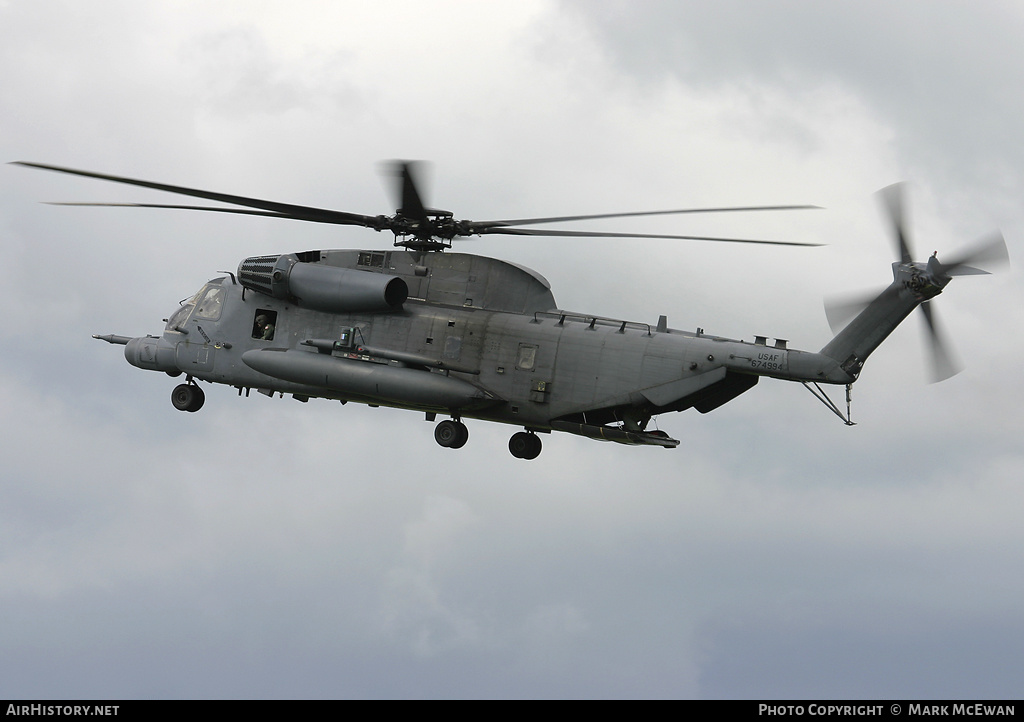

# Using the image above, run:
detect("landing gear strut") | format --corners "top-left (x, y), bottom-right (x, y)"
top-left (509, 431), bottom-right (542, 460)
top-left (171, 382), bottom-right (205, 412)
top-left (434, 419), bottom-right (469, 449)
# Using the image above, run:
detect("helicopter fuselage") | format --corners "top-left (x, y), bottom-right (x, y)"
top-left (112, 248), bottom-right (855, 456)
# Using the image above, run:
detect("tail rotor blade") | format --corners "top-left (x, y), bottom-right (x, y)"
top-left (919, 300), bottom-right (962, 382)
top-left (940, 231), bottom-right (1010, 276)
top-left (824, 289), bottom-right (882, 334)
top-left (877, 182), bottom-right (914, 264)
top-left (944, 265), bottom-right (991, 277)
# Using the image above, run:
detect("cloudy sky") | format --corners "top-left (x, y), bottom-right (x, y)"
top-left (2, 0), bottom-right (1022, 699)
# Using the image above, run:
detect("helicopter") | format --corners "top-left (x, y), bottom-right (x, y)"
top-left (15, 161), bottom-right (1009, 459)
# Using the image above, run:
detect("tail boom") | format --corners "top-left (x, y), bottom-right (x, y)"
top-left (819, 282), bottom-right (921, 381)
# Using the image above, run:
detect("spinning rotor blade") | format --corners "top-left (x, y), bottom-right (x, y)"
top-left (14, 161), bottom-right (382, 229)
top-left (47, 202), bottom-right (297, 219)
top-left (824, 289), bottom-right (884, 334)
top-left (381, 160), bottom-right (432, 221)
top-left (18, 159), bottom-right (823, 248)
top-left (476, 226), bottom-right (822, 246)
top-left (938, 231), bottom-right (1010, 276)
top-left (918, 300), bottom-right (962, 382)
top-left (878, 182), bottom-right (914, 264)
top-left (471, 205), bottom-right (822, 230)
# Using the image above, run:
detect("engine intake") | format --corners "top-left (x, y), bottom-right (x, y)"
top-left (238, 253), bottom-right (408, 312)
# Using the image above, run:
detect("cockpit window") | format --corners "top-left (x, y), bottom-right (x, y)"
top-left (165, 297), bottom-right (195, 331)
top-left (194, 286), bottom-right (225, 320)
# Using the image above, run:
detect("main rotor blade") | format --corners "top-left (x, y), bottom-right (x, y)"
top-left (380, 160), bottom-right (433, 221)
top-left (14, 161), bottom-right (382, 228)
top-left (471, 205), bottom-right (822, 230)
top-left (877, 182), bottom-right (914, 264)
top-left (47, 202), bottom-right (309, 220)
top-left (919, 300), bottom-right (962, 382)
top-left (477, 226), bottom-right (822, 246)
top-left (939, 231), bottom-right (1010, 275)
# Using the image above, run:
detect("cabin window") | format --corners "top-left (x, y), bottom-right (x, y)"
top-left (516, 344), bottom-right (537, 371)
top-left (252, 309), bottom-right (277, 341)
top-left (357, 251), bottom-right (390, 269)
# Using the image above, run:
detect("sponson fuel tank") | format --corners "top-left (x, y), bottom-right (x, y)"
top-left (238, 253), bottom-right (408, 312)
top-left (241, 348), bottom-right (500, 411)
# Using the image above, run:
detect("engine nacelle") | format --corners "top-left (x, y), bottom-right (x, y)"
top-left (237, 254), bottom-right (408, 312)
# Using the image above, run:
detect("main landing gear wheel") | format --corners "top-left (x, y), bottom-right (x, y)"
top-left (434, 419), bottom-right (469, 449)
top-left (509, 431), bottom-right (542, 460)
top-left (171, 383), bottom-right (205, 412)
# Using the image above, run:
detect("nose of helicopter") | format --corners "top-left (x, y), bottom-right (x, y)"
top-left (122, 335), bottom-right (180, 373)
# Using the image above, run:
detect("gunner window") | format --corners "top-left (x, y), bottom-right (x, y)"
top-left (252, 309), bottom-right (278, 341)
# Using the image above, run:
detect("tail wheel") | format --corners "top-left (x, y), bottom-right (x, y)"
top-left (171, 383), bottom-right (205, 412)
top-left (435, 419), bottom-right (469, 449)
top-left (509, 431), bottom-right (542, 460)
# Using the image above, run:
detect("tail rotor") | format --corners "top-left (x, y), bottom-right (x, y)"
top-left (825, 183), bottom-right (1008, 382)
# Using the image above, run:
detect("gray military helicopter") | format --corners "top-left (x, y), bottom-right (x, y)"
top-left (16, 161), bottom-right (1009, 459)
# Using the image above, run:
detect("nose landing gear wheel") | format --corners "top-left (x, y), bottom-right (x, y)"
top-left (509, 431), bottom-right (542, 459)
top-left (171, 383), bottom-right (205, 412)
top-left (434, 419), bottom-right (469, 449)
